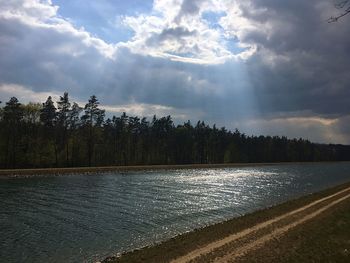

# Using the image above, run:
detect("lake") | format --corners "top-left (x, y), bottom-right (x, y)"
top-left (1, 163), bottom-right (350, 262)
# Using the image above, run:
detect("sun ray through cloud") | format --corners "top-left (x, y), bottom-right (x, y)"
top-left (0, 0), bottom-right (349, 143)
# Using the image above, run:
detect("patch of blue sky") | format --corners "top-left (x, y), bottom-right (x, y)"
top-left (225, 38), bottom-right (247, 55)
top-left (52, 0), bottom-right (153, 43)
top-left (201, 11), bottom-right (226, 30)
top-left (166, 51), bottom-right (196, 58)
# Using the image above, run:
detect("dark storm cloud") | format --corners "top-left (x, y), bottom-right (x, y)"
top-left (0, 6), bottom-right (254, 121)
top-left (0, 13), bottom-right (243, 119)
top-left (336, 116), bottom-right (350, 134)
top-left (235, 0), bottom-right (350, 116)
top-left (107, 50), bottom-right (256, 121)
top-left (0, 0), bottom-right (350, 143)
top-left (0, 17), bottom-right (109, 98)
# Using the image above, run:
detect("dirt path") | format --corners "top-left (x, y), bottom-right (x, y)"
top-left (171, 186), bottom-right (350, 263)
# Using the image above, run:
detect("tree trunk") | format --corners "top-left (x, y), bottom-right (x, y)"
top-left (54, 143), bottom-right (58, 167)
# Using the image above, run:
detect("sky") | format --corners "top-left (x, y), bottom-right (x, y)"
top-left (0, 0), bottom-right (349, 144)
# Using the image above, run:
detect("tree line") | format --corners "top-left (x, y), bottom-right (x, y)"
top-left (0, 93), bottom-right (349, 169)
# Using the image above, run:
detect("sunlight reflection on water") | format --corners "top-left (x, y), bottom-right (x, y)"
top-left (1, 163), bottom-right (350, 262)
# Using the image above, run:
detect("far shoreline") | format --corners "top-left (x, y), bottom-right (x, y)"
top-left (1, 161), bottom-right (349, 178)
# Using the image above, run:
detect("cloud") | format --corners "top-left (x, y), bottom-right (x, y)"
top-left (228, 0), bottom-right (350, 117)
top-left (121, 0), bottom-right (253, 64)
top-left (0, 83), bottom-right (196, 121)
top-left (103, 103), bottom-right (201, 121)
top-left (0, 83), bottom-right (61, 103)
top-left (235, 114), bottom-right (350, 145)
top-left (147, 26), bottom-right (197, 45)
top-left (0, 0), bottom-right (349, 144)
top-left (175, 0), bottom-right (203, 22)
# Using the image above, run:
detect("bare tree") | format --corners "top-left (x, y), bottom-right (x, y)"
top-left (328, 0), bottom-right (350, 22)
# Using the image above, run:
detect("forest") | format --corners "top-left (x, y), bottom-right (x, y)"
top-left (0, 93), bottom-right (349, 169)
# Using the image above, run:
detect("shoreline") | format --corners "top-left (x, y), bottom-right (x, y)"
top-left (1, 161), bottom-right (349, 178)
top-left (101, 181), bottom-right (350, 263)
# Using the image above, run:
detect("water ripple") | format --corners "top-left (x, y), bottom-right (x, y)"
top-left (1, 163), bottom-right (350, 262)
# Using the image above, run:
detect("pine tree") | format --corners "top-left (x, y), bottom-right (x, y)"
top-left (40, 96), bottom-right (57, 166)
top-left (81, 95), bottom-right (105, 166)
top-left (3, 97), bottom-right (24, 168)
top-left (56, 92), bottom-right (72, 166)
top-left (40, 96), bottom-right (56, 127)
top-left (57, 92), bottom-right (71, 128)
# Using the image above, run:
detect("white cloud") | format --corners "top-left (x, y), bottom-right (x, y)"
top-left (1, 0), bottom-right (350, 144)
top-left (0, 83), bottom-right (61, 103)
top-left (103, 102), bottom-right (198, 120)
top-left (0, 0), bottom-right (117, 59)
top-left (234, 115), bottom-right (349, 144)
top-left (0, 0), bottom-right (260, 64)
top-left (121, 0), bottom-right (255, 64)
top-left (0, 83), bottom-right (199, 121)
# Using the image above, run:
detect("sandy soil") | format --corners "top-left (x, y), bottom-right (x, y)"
top-left (170, 186), bottom-right (350, 263)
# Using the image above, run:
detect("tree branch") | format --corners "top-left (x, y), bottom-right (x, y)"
top-left (328, 0), bottom-right (350, 22)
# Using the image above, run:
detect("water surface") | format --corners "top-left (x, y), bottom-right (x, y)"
top-left (1, 163), bottom-right (350, 262)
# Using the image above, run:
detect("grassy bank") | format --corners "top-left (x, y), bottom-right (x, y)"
top-left (1, 161), bottom-right (349, 178)
top-left (102, 181), bottom-right (350, 263)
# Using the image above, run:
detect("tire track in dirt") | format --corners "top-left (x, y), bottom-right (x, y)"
top-left (218, 192), bottom-right (350, 262)
top-left (171, 186), bottom-right (350, 263)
